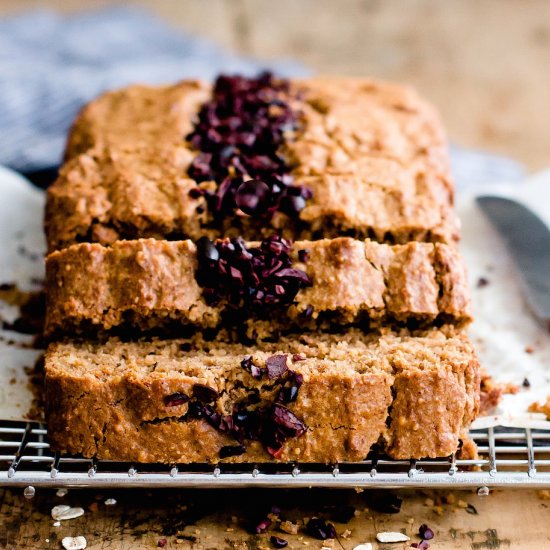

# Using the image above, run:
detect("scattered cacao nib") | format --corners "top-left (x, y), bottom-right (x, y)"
top-left (1, 290), bottom-right (45, 336)
top-left (523, 378), bottom-right (531, 388)
top-left (270, 535), bottom-right (288, 548)
top-left (266, 354), bottom-right (288, 379)
top-left (195, 235), bottom-right (312, 309)
top-left (163, 392), bottom-right (189, 407)
top-left (419, 524), bottom-right (434, 540)
top-left (363, 491), bottom-right (402, 514)
top-left (477, 277), bottom-right (490, 288)
top-left (466, 503), bottom-right (478, 515)
top-left (186, 72), bottom-right (311, 222)
top-left (411, 542), bottom-right (430, 549)
top-left (0, 283), bottom-right (15, 291)
top-left (329, 504), bottom-right (356, 524)
top-left (192, 384), bottom-right (219, 403)
top-left (306, 517), bottom-right (337, 540)
top-left (292, 353), bottom-right (306, 362)
top-left (219, 444), bottom-right (246, 458)
top-left (255, 518), bottom-right (272, 534)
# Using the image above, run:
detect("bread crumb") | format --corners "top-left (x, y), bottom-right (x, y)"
top-left (457, 500), bottom-right (468, 508)
top-left (280, 520), bottom-right (299, 534)
top-left (529, 397), bottom-right (550, 419)
top-left (538, 490), bottom-right (550, 500)
top-left (444, 493), bottom-right (456, 505)
top-left (424, 498), bottom-right (434, 507)
top-left (341, 529), bottom-right (352, 539)
top-left (433, 505), bottom-right (444, 516)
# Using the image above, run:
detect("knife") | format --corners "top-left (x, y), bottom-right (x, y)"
top-left (476, 195), bottom-right (550, 329)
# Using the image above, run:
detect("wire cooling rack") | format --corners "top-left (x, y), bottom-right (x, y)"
top-left (2, 420), bottom-right (550, 491)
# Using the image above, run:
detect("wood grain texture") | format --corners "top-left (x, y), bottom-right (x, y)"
top-left (0, 0), bottom-right (548, 546)
top-left (0, 487), bottom-right (549, 548)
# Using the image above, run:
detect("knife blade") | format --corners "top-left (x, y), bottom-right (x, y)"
top-left (476, 195), bottom-right (550, 328)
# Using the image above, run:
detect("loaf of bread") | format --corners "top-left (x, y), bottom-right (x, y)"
top-left (45, 76), bottom-right (458, 252)
top-left (43, 73), bottom-right (480, 465)
top-left (45, 328), bottom-right (479, 463)
top-left (45, 236), bottom-right (472, 337)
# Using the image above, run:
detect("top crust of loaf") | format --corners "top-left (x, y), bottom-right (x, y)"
top-left (45, 77), bottom-right (458, 251)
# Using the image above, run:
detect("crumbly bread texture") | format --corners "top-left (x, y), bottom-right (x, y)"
top-left (44, 327), bottom-right (479, 463)
top-left (45, 237), bottom-right (472, 337)
top-left (45, 77), bottom-right (458, 252)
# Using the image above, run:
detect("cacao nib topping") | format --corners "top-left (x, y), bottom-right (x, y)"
top-left (235, 179), bottom-right (271, 216)
top-left (272, 403), bottom-right (306, 436)
top-left (298, 249), bottom-right (310, 263)
top-left (270, 536), bottom-right (288, 548)
top-left (171, 351), bottom-right (308, 460)
top-left (192, 383), bottom-right (219, 403)
top-left (277, 371), bottom-right (304, 404)
top-left (265, 354), bottom-right (288, 379)
top-left (195, 234), bottom-right (312, 309)
top-left (219, 444), bottom-right (246, 458)
top-left (306, 517), bottom-right (337, 540)
top-left (163, 392), bottom-right (189, 407)
top-left (241, 355), bottom-right (264, 379)
top-left (186, 72), bottom-right (311, 222)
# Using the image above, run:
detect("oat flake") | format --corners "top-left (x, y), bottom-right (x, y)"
top-left (61, 536), bottom-right (87, 550)
top-left (376, 531), bottom-right (410, 543)
top-left (51, 505), bottom-right (85, 521)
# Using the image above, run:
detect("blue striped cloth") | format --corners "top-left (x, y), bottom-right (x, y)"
top-left (0, 7), bottom-right (305, 174)
top-left (0, 6), bottom-right (524, 187)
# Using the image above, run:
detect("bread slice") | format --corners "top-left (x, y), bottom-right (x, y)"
top-left (44, 327), bottom-right (479, 463)
top-left (45, 77), bottom-right (458, 252)
top-left (45, 237), bottom-right (472, 338)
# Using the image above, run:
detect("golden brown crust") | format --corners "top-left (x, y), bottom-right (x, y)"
top-left (44, 328), bottom-right (479, 463)
top-left (45, 237), bottom-right (472, 337)
top-left (45, 77), bottom-right (458, 252)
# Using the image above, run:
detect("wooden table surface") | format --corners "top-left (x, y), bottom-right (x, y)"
top-left (1, 1), bottom-right (550, 548)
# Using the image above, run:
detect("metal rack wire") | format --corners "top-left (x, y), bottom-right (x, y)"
top-left (2, 420), bottom-right (550, 490)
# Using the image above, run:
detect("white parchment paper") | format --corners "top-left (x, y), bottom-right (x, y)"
top-left (1, 165), bottom-right (550, 426)
top-left (0, 166), bottom-right (45, 419)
